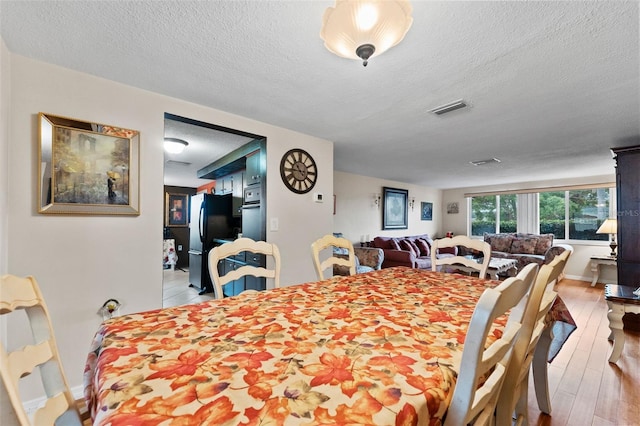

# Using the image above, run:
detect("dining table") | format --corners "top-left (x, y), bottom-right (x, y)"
top-left (84, 267), bottom-right (575, 425)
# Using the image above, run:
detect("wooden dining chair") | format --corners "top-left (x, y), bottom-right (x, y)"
top-left (208, 238), bottom-right (281, 300)
top-left (495, 250), bottom-right (571, 425)
top-left (530, 249), bottom-right (572, 415)
top-left (444, 272), bottom-right (531, 426)
top-left (310, 234), bottom-right (356, 280)
top-left (492, 263), bottom-right (543, 426)
top-left (0, 274), bottom-right (90, 426)
top-left (431, 235), bottom-right (492, 279)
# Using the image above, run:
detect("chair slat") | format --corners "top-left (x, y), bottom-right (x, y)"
top-left (208, 238), bottom-right (281, 299)
top-left (0, 274), bottom-right (86, 426)
top-left (431, 235), bottom-right (492, 279)
top-left (311, 234), bottom-right (356, 280)
top-left (7, 341), bottom-right (53, 383)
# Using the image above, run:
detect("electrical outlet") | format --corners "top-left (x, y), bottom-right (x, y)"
top-left (270, 217), bottom-right (279, 232)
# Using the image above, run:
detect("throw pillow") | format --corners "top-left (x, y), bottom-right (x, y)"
top-left (415, 238), bottom-right (431, 256)
top-left (535, 234), bottom-right (554, 255)
top-left (487, 233), bottom-right (514, 253)
top-left (389, 238), bottom-right (401, 251)
top-left (511, 237), bottom-right (537, 255)
top-left (407, 239), bottom-right (421, 257)
top-left (398, 239), bottom-right (418, 257)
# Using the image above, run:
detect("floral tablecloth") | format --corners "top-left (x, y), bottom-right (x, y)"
top-left (84, 267), bottom-right (574, 425)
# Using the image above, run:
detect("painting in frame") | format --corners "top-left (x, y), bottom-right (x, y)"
top-left (382, 187), bottom-right (408, 230)
top-left (166, 193), bottom-right (189, 227)
top-left (38, 113), bottom-right (140, 215)
top-left (421, 202), bottom-right (433, 221)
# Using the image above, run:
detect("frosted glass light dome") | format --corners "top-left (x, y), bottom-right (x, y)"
top-left (320, 0), bottom-right (413, 66)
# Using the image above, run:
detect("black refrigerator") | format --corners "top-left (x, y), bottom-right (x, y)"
top-left (188, 193), bottom-right (234, 294)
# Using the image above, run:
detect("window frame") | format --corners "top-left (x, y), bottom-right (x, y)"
top-left (467, 186), bottom-right (616, 244)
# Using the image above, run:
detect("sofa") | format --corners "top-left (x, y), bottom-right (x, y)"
top-left (370, 234), bottom-right (456, 270)
top-left (483, 232), bottom-right (573, 275)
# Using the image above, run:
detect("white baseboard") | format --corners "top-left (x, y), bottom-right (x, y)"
top-left (564, 273), bottom-right (616, 285)
top-left (23, 385), bottom-right (84, 415)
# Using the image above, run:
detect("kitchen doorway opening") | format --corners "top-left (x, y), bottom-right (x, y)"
top-left (162, 112), bottom-right (266, 307)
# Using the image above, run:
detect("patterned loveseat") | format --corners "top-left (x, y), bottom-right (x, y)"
top-left (483, 232), bottom-right (573, 275)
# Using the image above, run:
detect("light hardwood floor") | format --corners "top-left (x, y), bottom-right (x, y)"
top-left (162, 271), bottom-right (639, 425)
top-left (162, 268), bottom-right (213, 307)
top-left (526, 278), bottom-right (639, 426)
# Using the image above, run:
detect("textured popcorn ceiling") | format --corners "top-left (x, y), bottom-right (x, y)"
top-left (1, 1), bottom-right (638, 189)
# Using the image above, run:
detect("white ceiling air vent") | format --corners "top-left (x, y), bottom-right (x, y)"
top-left (470, 158), bottom-right (501, 166)
top-left (428, 99), bottom-right (468, 115)
top-left (165, 160), bottom-right (192, 167)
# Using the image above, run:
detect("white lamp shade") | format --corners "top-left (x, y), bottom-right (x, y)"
top-left (164, 138), bottom-right (188, 154)
top-left (596, 218), bottom-right (617, 234)
top-left (321, 0), bottom-right (413, 62)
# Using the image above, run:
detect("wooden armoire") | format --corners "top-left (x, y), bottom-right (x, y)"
top-left (612, 144), bottom-right (640, 330)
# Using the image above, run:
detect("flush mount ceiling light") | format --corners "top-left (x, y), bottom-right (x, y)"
top-left (164, 138), bottom-right (188, 154)
top-left (320, 0), bottom-right (413, 67)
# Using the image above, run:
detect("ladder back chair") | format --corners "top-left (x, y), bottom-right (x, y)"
top-left (529, 249), bottom-right (572, 416)
top-left (208, 238), bottom-right (281, 300)
top-left (310, 234), bottom-right (356, 280)
top-left (494, 263), bottom-right (544, 426)
top-left (444, 272), bottom-right (532, 426)
top-left (0, 274), bottom-right (90, 426)
top-left (431, 235), bottom-right (492, 279)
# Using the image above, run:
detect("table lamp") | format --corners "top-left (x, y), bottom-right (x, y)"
top-left (596, 218), bottom-right (618, 257)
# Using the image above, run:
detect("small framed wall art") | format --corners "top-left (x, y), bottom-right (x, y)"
top-left (447, 202), bottom-right (459, 214)
top-left (421, 202), bottom-right (433, 221)
top-left (165, 193), bottom-right (189, 227)
top-left (38, 113), bottom-right (140, 215)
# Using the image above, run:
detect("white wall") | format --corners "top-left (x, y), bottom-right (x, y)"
top-left (1, 38), bottom-right (22, 426)
top-left (442, 174), bottom-right (618, 282)
top-left (5, 53), bottom-right (333, 403)
top-left (333, 171), bottom-right (443, 243)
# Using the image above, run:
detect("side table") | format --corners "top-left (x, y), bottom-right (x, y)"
top-left (604, 284), bottom-right (640, 363)
top-left (590, 255), bottom-right (617, 287)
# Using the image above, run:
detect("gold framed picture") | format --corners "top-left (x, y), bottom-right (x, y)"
top-left (38, 113), bottom-right (140, 215)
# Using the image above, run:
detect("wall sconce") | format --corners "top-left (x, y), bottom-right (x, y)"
top-left (409, 197), bottom-right (415, 211)
top-left (373, 193), bottom-right (381, 208)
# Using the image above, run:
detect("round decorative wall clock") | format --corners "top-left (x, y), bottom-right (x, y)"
top-left (279, 148), bottom-right (317, 194)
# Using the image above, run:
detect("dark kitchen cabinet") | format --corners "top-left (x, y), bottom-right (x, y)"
top-left (612, 144), bottom-right (640, 330)
top-left (216, 172), bottom-right (243, 217)
top-left (231, 171), bottom-right (244, 217)
top-left (222, 259), bottom-right (244, 297)
top-left (245, 150), bottom-right (262, 186)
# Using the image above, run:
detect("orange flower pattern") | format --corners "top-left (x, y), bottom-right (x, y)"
top-left (83, 268), bottom-right (547, 425)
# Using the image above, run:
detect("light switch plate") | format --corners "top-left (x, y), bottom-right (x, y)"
top-left (270, 218), bottom-right (279, 232)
